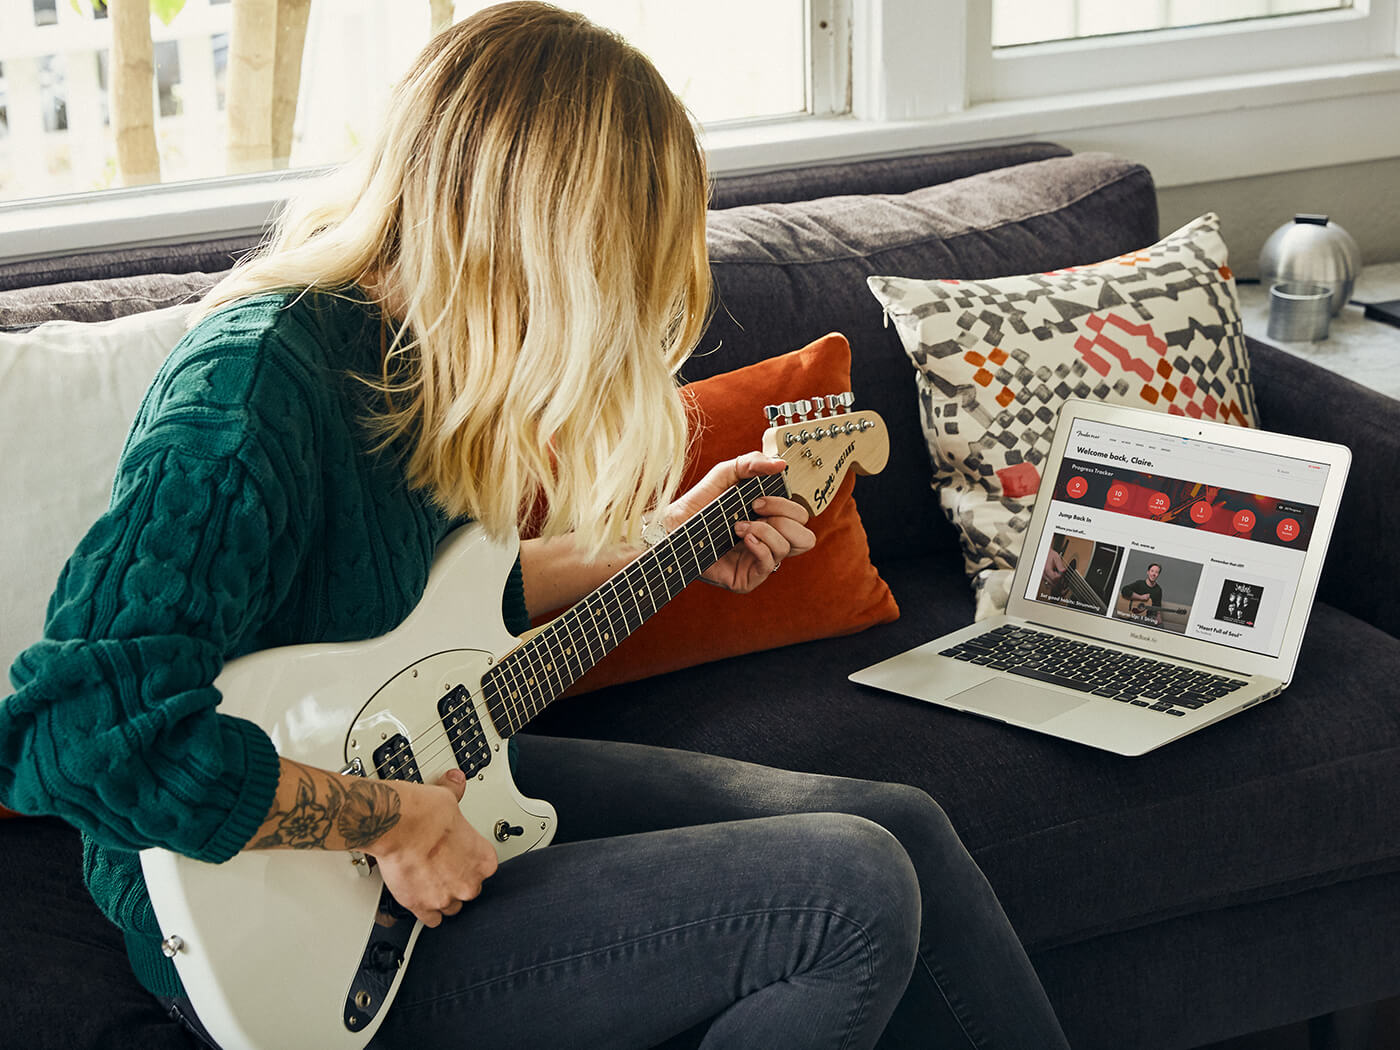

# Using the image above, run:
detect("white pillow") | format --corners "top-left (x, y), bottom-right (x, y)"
top-left (0, 306), bottom-right (191, 681)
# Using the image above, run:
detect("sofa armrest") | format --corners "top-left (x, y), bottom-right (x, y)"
top-left (1249, 337), bottom-right (1400, 638)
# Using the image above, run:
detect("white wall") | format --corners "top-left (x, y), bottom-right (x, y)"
top-left (1159, 156), bottom-right (1400, 279)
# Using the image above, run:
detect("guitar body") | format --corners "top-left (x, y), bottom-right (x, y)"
top-left (140, 524), bottom-right (557, 1050)
top-left (137, 398), bottom-right (889, 1050)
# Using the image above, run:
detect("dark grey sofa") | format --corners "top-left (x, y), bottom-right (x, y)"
top-left (2, 143), bottom-right (1397, 1050)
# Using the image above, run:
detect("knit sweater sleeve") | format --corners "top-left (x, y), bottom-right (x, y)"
top-left (0, 314), bottom-right (312, 862)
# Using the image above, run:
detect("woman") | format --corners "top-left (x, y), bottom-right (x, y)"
top-left (0, 5), bottom-right (1070, 1048)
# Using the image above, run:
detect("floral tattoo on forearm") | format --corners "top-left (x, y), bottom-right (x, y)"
top-left (253, 768), bottom-right (401, 850)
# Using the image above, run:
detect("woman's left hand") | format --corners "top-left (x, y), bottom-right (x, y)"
top-left (664, 452), bottom-right (816, 594)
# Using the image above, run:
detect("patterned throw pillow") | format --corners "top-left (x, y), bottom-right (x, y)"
top-left (868, 213), bottom-right (1257, 618)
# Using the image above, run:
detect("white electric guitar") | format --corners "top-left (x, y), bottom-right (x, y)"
top-left (140, 394), bottom-right (888, 1050)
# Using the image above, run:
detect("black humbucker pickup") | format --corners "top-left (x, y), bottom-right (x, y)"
top-left (438, 684), bottom-right (492, 777)
top-left (371, 733), bottom-right (422, 783)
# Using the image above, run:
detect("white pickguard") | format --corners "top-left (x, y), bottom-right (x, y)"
top-left (140, 524), bottom-right (557, 1050)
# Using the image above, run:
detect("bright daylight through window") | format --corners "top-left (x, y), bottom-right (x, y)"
top-left (990, 0), bottom-right (1354, 48)
top-left (0, 0), bottom-right (807, 207)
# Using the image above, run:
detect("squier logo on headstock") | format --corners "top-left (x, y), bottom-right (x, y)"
top-left (761, 392), bottom-right (890, 513)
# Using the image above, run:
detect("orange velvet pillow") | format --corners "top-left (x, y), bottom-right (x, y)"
top-left (557, 332), bottom-right (899, 694)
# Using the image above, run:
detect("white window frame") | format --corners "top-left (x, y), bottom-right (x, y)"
top-left (968, 0), bottom-right (1398, 102)
top-left (4, 0), bottom-right (1400, 266)
top-left (706, 0), bottom-right (1400, 190)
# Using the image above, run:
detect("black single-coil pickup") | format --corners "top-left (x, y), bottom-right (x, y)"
top-left (371, 733), bottom-right (422, 783)
top-left (438, 683), bottom-right (492, 777)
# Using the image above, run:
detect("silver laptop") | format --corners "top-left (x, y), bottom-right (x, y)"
top-left (850, 399), bottom-right (1351, 756)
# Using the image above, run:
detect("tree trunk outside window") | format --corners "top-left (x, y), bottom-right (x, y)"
top-left (109, 0), bottom-right (160, 186)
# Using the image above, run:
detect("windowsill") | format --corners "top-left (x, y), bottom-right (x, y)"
top-left (703, 57), bottom-right (1400, 185)
top-left (3, 58), bottom-right (1399, 267)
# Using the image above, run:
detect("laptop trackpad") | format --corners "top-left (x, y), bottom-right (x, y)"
top-left (954, 681), bottom-right (1088, 725)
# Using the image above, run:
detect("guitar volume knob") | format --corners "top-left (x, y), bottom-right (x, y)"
top-left (368, 940), bottom-right (403, 974)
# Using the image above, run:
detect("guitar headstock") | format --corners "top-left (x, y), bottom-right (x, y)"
top-left (761, 392), bottom-right (889, 516)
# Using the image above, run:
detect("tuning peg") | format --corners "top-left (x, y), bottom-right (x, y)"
top-left (764, 404), bottom-right (783, 427)
top-left (809, 395), bottom-right (826, 418)
top-left (795, 398), bottom-right (812, 420)
top-left (825, 394), bottom-right (843, 415)
top-left (780, 401), bottom-right (798, 422)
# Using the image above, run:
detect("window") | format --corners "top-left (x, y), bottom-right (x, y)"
top-left (31, 0), bottom-right (57, 28)
top-left (154, 40), bottom-right (181, 119)
top-left (212, 32), bottom-right (228, 111)
top-left (991, 0), bottom-right (1354, 48)
top-left (96, 50), bottom-right (109, 128)
top-left (37, 54), bottom-right (66, 134)
top-left (969, 0), bottom-right (1396, 102)
top-left (0, 0), bottom-right (812, 208)
top-left (2, 0), bottom-right (1397, 263)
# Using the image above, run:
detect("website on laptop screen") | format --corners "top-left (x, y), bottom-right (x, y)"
top-left (1022, 418), bottom-right (1330, 658)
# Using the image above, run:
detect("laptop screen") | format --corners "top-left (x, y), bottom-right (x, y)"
top-left (1021, 417), bottom-right (1331, 659)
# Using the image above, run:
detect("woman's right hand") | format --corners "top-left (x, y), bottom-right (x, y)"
top-left (365, 769), bottom-right (499, 927)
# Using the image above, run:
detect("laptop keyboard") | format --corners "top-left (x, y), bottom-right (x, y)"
top-left (940, 624), bottom-right (1249, 717)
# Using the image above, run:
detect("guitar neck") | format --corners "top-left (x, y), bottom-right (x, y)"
top-left (480, 471), bottom-right (788, 736)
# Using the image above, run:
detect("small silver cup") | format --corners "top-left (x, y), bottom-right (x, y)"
top-left (1267, 281), bottom-right (1333, 342)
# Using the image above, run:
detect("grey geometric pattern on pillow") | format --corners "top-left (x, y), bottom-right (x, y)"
top-left (869, 213), bottom-right (1257, 618)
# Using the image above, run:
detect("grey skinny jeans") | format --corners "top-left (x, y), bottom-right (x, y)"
top-left (367, 735), bottom-right (1071, 1050)
top-left (164, 736), bottom-right (1070, 1049)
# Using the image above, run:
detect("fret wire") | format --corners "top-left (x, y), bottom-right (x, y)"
top-left (485, 469), bottom-right (792, 737)
top-left (557, 608), bottom-right (586, 679)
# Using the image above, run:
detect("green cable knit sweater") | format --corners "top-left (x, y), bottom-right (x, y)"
top-left (0, 290), bottom-right (528, 997)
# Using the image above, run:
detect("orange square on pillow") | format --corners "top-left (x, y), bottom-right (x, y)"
top-left (553, 332), bottom-right (898, 694)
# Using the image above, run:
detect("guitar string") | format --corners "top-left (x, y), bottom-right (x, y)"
top-left (370, 409), bottom-right (883, 777)
top-left (384, 475), bottom-right (775, 773)
top-left (360, 473), bottom-right (785, 782)
top-left (370, 417), bottom-right (880, 780)
top-left (369, 475), bottom-right (771, 780)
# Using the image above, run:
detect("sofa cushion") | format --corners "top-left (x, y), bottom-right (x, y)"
top-left (0, 306), bottom-right (193, 687)
top-left (548, 333), bottom-right (899, 694)
top-left (868, 213), bottom-right (1258, 616)
top-left (710, 142), bottom-right (1072, 208)
top-left (692, 151), bottom-right (1159, 569)
top-left (528, 553), bottom-right (1400, 958)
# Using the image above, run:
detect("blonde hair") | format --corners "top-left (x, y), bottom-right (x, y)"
top-left (196, 2), bottom-right (711, 557)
